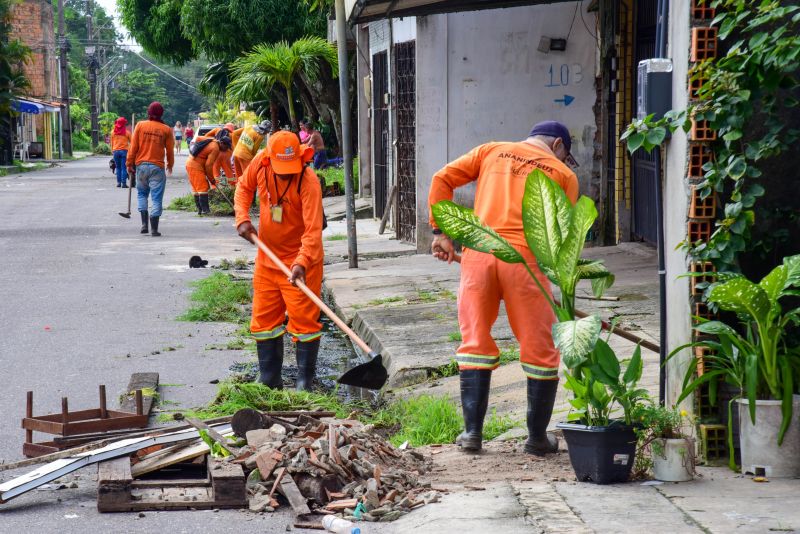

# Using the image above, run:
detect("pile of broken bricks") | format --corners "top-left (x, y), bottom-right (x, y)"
top-left (229, 408), bottom-right (442, 524)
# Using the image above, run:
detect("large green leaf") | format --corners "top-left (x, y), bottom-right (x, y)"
top-left (784, 254), bottom-right (800, 289)
top-left (521, 169), bottom-right (571, 281)
top-left (759, 265), bottom-right (787, 306)
top-left (576, 259), bottom-right (615, 299)
top-left (556, 197), bottom-right (598, 299)
top-left (431, 201), bottom-right (524, 264)
top-left (593, 339), bottom-right (620, 382)
top-left (778, 357), bottom-right (793, 445)
top-left (709, 278), bottom-right (771, 324)
top-left (553, 315), bottom-right (603, 369)
top-left (623, 345), bottom-right (643, 385)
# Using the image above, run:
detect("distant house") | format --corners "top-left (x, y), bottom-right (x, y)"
top-left (8, 0), bottom-right (64, 160)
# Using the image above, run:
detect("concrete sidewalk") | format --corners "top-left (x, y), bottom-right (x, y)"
top-left (320, 216), bottom-right (800, 534)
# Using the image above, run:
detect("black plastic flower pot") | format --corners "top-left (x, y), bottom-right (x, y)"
top-left (556, 421), bottom-right (637, 484)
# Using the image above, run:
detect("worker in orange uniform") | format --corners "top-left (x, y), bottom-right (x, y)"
top-left (207, 123), bottom-right (237, 186)
top-left (234, 131), bottom-right (323, 391)
top-left (127, 102), bottom-right (174, 236)
top-left (110, 117), bottom-right (131, 188)
top-left (428, 121), bottom-right (579, 455)
top-left (233, 120), bottom-right (271, 176)
top-left (185, 131), bottom-right (232, 215)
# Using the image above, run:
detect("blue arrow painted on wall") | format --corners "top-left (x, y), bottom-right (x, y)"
top-left (554, 95), bottom-right (575, 106)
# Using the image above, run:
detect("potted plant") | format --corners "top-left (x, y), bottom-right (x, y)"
top-left (634, 404), bottom-right (695, 482)
top-left (671, 255), bottom-right (800, 477)
top-left (433, 169), bottom-right (647, 484)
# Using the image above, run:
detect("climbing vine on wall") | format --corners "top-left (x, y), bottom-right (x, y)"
top-left (622, 0), bottom-right (800, 272)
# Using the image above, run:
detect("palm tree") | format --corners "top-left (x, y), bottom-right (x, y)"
top-left (227, 36), bottom-right (337, 130)
top-left (200, 101), bottom-right (237, 124)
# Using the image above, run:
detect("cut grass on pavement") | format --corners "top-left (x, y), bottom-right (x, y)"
top-left (178, 272), bottom-right (251, 323)
top-left (325, 233), bottom-right (348, 241)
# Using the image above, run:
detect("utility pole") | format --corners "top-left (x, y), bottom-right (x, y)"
top-left (86, 0), bottom-right (99, 148)
top-left (334, 0), bottom-right (358, 268)
top-left (57, 0), bottom-right (72, 155)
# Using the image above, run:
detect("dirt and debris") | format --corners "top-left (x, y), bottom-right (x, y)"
top-left (230, 409), bottom-right (438, 524)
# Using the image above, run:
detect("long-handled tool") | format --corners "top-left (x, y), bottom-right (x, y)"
top-left (450, 253), bottom-right (660, 353)
top-left (118, 171), bottom-right (134, 218)
top-left (249, 233), bottom-right (388, 390)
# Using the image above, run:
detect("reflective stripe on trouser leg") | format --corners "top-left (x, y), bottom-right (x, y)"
top-left (521, 363), bottom-right (559, 380)
top-left (251, 325), bottom-right (286, 340)
top-left (456, 353), bottom-right (500, 371)
top-left (456, 249), bottom-right (501, 370)
top-left (289, 330), bottom-right (322, 342)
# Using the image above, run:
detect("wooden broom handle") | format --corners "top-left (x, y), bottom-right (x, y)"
top-left (250, 234), bottom-right (374, 355)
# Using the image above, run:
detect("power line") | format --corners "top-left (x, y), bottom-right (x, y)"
top-left (131, 51), bottom-right (201, 93)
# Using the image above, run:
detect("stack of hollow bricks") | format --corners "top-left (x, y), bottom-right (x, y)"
top-left (688, 1), bottom-right (718, 421)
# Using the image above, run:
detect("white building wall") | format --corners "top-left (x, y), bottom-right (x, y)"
top-left (415, 1), bottom-right (599, 249)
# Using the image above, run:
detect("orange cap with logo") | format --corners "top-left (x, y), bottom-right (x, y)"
top-left (267, 130), bottom-right (314, 174)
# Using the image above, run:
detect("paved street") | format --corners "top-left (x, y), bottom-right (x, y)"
top-left (0, 156), bottom-right (306, 532)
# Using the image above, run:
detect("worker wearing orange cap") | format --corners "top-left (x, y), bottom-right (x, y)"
top-left (234, 131), bottom-right (323, 391)
top-left (186, 131), bottom-right (233, 215)
top-left (428, 120), bottom-right (579, 456)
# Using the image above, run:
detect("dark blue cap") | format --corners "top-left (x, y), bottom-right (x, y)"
top-left (529, 120), bottom-right (572, 152)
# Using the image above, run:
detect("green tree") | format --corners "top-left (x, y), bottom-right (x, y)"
top-left (109, 70), bottom-right (168, 120)
top-left (0, 0), bottom-right (31, 163)
top-left (227, 37), bottom-right (337, 130)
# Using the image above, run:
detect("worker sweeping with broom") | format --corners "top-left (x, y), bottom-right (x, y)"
top-left (232, 120), bottom-right (271, 176)
top-left (233, 131), bottom-right (323, 391)
top-left (186, 130), bottom-right (233, 215)
top-left (428, 120), bottom-right (579, 456)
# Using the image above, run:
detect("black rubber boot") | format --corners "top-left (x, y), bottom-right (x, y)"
top-left (295, 338), bottom-right (320, 392)
top-left (150, 216), bottom-right (161, 237)
top-left (194, 195), bottom-right (202, 215)
top-left (456, 369), bottom-right (492, 452)
top-left (524, 379), bottom-right (559, 456)
top-left (257, 337), bottom-right (284, 389)
top-left (140, 210), bottom-right (149, 234)
top-left (199, 194), bottom-right (211, 215)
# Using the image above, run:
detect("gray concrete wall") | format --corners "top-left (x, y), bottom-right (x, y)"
top-left (357, 24), bottom-right (372, 199)
top-left (415, 1), bottom-right (599, 251)
top-left (664, 1), bottom-right (693, 410)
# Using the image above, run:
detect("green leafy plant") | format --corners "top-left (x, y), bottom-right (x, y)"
top-left (671, 254), bottom-right (800, 446)
top-left (632, 404), bottom-right (695, 476)
top-left (621, 1), bottom-right (800, 271)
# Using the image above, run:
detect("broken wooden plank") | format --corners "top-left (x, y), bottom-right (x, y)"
top-left (268, 467), bottom-right (287, 499)
top-left (209, 458), bottom-right (246, 504)
top-left (119, 372), bottom-right (159, 415)
top-left (325, 498), bottom-right (358, 510)
top-left (185, 418), bottom-right (239, 456)
top-left (0, 424), bottom-right (232, 503)
top-left (97, 457), bottom-right (133, 508)
top-left (278, 472), bottom-right (311, 515)
top-left (130, 441), bottom-right (209, 478)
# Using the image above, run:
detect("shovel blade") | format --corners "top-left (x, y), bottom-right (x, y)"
top-left (337, 354), bottom-right (388, 390)
top-left (118, 212), bottom-right (131, 218)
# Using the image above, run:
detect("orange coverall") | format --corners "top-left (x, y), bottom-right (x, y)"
top-left (234, 151), bottom-right (324, 342)
top-left (204, 127), bottom-right (236, 183)
top-left (428, 141), bottom-right (579, 380)
top-left (233, 125), bottom-right (266, 176)
top-left (185, 136), bottom-right (219, 194)
top-left (111, 131), bottom-right (131, 151)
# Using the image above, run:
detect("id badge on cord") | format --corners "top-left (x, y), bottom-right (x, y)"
top-left (270, 204), bottom-right (283, 223)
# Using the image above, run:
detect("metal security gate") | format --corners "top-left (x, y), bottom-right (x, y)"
top-left (394, 41), bottom-right (416, 244)
top-left (631, 0), bottom-right (659, 243)
top-left (372, 51), bottom-right (390, 218)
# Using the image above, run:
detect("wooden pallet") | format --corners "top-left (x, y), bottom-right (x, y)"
top-left (97, 456), bottom-right (246, 512)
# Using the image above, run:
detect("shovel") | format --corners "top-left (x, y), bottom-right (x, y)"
top-left (118, 171), bottom-right (134, 218)
top-left (248, 233), bottom-right (388, 390)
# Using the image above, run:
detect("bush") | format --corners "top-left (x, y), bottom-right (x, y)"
top-left (73, 131), bottom-right (91, 151)
top-left (93, 142), bottom-right (111, 155)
